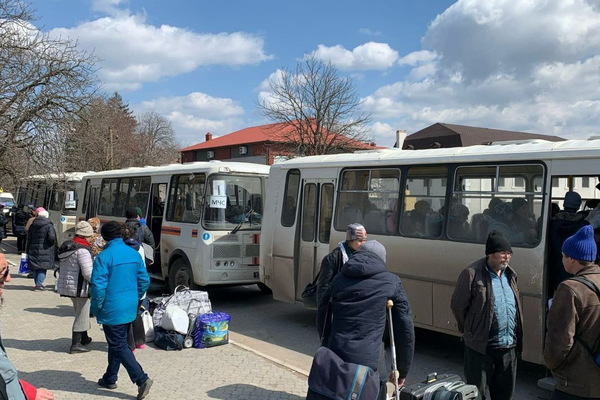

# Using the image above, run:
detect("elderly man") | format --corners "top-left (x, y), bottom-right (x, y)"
top-left (451, 230), bottom-right (523, 400)
top-left (544, 225), bottom-right (600, 399)
top-left (0, 253), bottom-right (54, 399)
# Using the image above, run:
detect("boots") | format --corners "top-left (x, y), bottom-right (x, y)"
top-left (81, 331), bottom-right (92, 346)
top-left (70, 332), bottom-right (91, 354)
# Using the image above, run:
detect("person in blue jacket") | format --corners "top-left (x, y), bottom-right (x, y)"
top-left (90, 221), bottom-right (153, 400)
top-left (317, 240), bottom-right (415, 397)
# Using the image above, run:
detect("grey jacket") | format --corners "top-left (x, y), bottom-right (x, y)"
top-left (57, 241), bottom-right (93, 298)
top-left (0, 332), bottom-right (26, 400)
top-left (450, 257), bottom-right (523, 355)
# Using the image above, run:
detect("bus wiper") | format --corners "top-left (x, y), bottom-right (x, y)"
top-left (230, 208), bottom-right (253, 234)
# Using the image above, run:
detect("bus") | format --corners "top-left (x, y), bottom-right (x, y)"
top-left (16, 173), bottom-right (88, 244)
top-left (78, 161), bottom-right (270, 292)
top-left (259, 138), bottom-right (600, 364)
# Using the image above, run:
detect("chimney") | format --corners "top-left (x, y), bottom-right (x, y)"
top-left (205, 132), bottom-right (213, 141)
top-left (395, 129), bottom-right (407, 148)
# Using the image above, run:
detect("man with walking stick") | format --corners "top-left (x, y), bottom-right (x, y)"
top-left (316, 240), bottom-right (415, 399)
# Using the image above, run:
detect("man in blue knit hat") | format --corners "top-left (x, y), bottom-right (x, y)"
top-left (544, 225), bottom-right (600, 399)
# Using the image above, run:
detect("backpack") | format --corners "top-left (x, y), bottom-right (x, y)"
top-left (569, 275), bottom-right (600, 367)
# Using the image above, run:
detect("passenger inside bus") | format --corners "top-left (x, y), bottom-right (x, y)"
top-left (487, 202), bottom-right (536, 244)
top-left (401, 199), bottom-right (432, 237)
top-left (448, 204), bottom-right (471, 239)
top-left (385, 199), bottom-right (399, 233)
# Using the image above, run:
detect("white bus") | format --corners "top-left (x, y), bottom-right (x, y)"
top-left (16, 173), bottom-right (87, 244)
top-left (79, 161), bottom-right (270, 292)
top-left (259, 139), bottom-right (600, 364)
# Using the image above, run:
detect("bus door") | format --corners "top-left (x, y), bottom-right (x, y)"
top-left (295, 179), bottom-right (335, 301)
top-left (85, 184), bottom-right (100, 219)
top-left (148, 182), bottom-right (167, 275)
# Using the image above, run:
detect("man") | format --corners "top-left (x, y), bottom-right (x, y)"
top-left (90, 221), bottom-right (153, 400)
top-left (317, 240), bottom-right (414, 398)
top-left (0, 253), bottom-right (54, 400)
top-left (544, 225), bottom-right (600, 399)
top-left (315, 223), bottom-right (367, 312)
top-left (125, 208), bottom-right (155, 249)
top-left (451, 230), bottom-right (523, 400)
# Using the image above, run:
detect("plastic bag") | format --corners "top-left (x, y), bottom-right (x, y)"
top-left (141, 310), bottom-right (154, 342)
top-left (160, 304), bottom-right (189, 334)
top-left (18, 253), bottom-right (29, 275)
top-left (193, 312), bottom-right (230, 348)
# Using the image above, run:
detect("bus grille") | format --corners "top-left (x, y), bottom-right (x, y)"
top-left (245, 243), bottom-right (259, 257)
top-left (213, 244), bottom-right (241, 258)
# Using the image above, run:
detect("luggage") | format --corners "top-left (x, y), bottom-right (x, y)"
top-left (153, 326), bottom-right (185, 351)
top-left (152, 285), bottom-right (212, 328)
top-left (399, 373), bottom-right (479, 400)
top-left (192, 312), bottom-right (230, 348)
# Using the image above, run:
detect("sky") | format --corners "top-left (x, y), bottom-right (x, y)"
top-left (26, 0), bottom-right (600, 147)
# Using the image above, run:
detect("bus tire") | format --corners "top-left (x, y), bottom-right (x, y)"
top-left (257, 282), bottom-right (272, 295)
top-left (168, 259), bottom-right (197, 292)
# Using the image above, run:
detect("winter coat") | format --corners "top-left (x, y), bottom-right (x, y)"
top-left (125, 219), bottom-right (155, 249)
top-left (0, 214), bottom-right (6, 239)
top-left (26, 217), bottom-right (57, 271)
top-left (0, 331), bottom-right (37, 400)
top-left (544, 265), bottom-right (600, 398)
top-left (450, 257), bottom-right (523, 355)
top-left (57, 240), bottom-right (93, 298)
top-left (90, 238), bottom-right (150, 325)
top-left (12, 209), bottom-right (29, 237)
top-left (318, 250), bottom-right (415, 379)
top-left (316, 242), bottom-right (351, 310)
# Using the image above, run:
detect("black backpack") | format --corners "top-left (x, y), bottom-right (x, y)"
top-left (569, 275), bottom-right (600, 367)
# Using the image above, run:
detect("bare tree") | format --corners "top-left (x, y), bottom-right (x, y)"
top-left (136, 110), bottom-right (181, 165)
top-left (258, 55), bottom-right (371, 157)
top-left (0, 0), bottom-right (98, 187)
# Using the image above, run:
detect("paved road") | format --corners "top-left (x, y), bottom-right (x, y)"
top-left (0, 237), bottom-right (551, 399)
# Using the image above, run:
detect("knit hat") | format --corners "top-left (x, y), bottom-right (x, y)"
top-left (360, 240), bottom-right (386, 263)
top-left (562, 225), bottom-right (597, 262)
top-left (485, 230), bottom-right (512, 255)
top-left (75, 221), bottom-right (94, 237)
top-left (38, 210), bottom-right (49, 218)
top-left (35, 207), bottom-right (46, 214)
top-left (101, 220), bottom-right (123, 241)
top-left (136, 207), bottom-right (143, 217)
top-left (125, 208), bottom-right (138, 219)
top-left (346, 223), bottom-right (367, 241)
top-left (563, 191), bottom-right (582, 211)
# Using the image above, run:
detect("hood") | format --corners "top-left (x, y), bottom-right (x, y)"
top-left (341, 251), bottom-right (387, 279)
top-left (553, 211), bottom-right (585, 222)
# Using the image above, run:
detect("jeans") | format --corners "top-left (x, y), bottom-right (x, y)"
top-left (33, 270), bottom-right (46, 287)
top-left (464, 346), bottom-right (517, 400)
top-left (102, 323), bottom-right (148, 386)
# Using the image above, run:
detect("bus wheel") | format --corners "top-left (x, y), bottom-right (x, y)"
top-left (169, 259), bottom-right (197, 292)
top-left (257, 283), bottom-right (272, 295)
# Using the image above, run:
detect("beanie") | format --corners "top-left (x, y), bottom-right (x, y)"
top-left (38, 210), bottom-right (49, 218)
top-left (75, 221), bottom-right (93, 237)
top-left (35, 207), bottom-right (46, 214)
top-left (485, 230), bottom-right (512, 255)
top-left (359, 240), bottom-right (386, 263)
top-left (101, 220), bottom-right (123, 241)
top-left (135, 207), bottom-right (143, 218)
top-left (125, 208), bottom-right (138, 219)
top-left (346, 223), bottom-right (367, 241)
top-left (563, 191), bottom-right (582, 211)
top-left (562, 225), bottom-right (597, 262)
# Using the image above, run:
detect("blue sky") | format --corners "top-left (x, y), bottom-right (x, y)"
top-left (28, 0), bottom-right (600, 147)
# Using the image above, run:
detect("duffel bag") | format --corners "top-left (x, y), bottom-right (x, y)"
top-left (153, 327), bottom-right (184, 351)
top-left (152, 285), bottom-right (212, 328)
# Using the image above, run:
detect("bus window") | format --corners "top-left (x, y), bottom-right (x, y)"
top-left (281, 170), bottom-right (300, 227)
top-left (167, 173), bottom-right (206, 224)
top-left (318, 184), bottom-right (334, 243)
top-left (400, 166), bottom-right (446, 238)
top-left (99, 179), bottom-right (118, 216)
top-left (130, 177), bottom-right (151, 217)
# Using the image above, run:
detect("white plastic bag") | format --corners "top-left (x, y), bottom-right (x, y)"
top-left (141, 310), bottom-right (155, 342)
top-left (160, 304), bottom-right (189, 334)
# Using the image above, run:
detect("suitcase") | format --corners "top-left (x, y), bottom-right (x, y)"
top-left (398, 373), bottom-right (479, 400)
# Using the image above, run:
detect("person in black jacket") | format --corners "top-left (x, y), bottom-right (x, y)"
top-left (125, 208), bottom-right (155, 249)
top-left (12, 205), bottom-right (31, 253)
top-left (26, 209), bottom-right (57, 291)
top-left (317, 240), bottom-right (415, 396)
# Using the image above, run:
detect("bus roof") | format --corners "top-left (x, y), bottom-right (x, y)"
top-left (82, 160), bottom-right (270, 179)
top-left (272, 138), bottom-right (600, 169)
top-left (23, 172), bottom-right (89, 182)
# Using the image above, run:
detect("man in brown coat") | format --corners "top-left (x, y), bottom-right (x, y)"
top-left (544, 225), bottom-right (600, 399)
top-left (450, 230), bottom-right (523, 400)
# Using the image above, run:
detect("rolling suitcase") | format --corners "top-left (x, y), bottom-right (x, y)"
top-left (398, 373), bottom-right (479, 400)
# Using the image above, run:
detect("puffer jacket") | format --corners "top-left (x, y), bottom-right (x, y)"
top-left (57, 240), bottom-right (93, 298)
top-left (318, 249), bottom-right (415, 379)
top-left (544, 265), bottom-right (600, 398)
top-left (450, 257), bottom-right (523, 355)
top-left (26, 217), bottom-right (57, 270)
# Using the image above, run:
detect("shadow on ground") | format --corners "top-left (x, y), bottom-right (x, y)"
top-left (206, 383), bottom-right (304, 400)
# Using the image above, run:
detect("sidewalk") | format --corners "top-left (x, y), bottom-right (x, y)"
top-left (0, 250), bottom-right (308, 400)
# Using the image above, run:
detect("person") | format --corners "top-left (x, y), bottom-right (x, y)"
top-left (135, 207), bottom-right (147, 226)
top-left (26, 210), bottom-right (57, 291)
top-left (401, 199), bottom-right (431, 236)
top-left (0, 253), bottom-right (55, 399)
top-left (125, 208), bottom-right (155, 249)
top-left (450, 230), bottom-right (523, 400)
top-left (315, 223), bottom-right (367, 312)
top-left (487, 202), bottom-right (535, 244)
top-left (0, 206), bottom-right (6, 244)
top-left (448, 203), bottom-right (471, 239)
top-left (544, 225), bottom-right (600, 400)
top-left (316, 240), bottom-right (415, 398)
top-left (56, 221), bottom-right (95, 354)
top-left (510, 198), bottom-right (536, 234)
top-left (386, 199), bottom-right (399, 233)
top-left (13, 204), bottom-right (30, 253)
top-left (24, 208), bottom-right (42, 233)
top-left (87, 217), bottom-right (105, 257)
top-left (90, 221), bottom-right (153, 399)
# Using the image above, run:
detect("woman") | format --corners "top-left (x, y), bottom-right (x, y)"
top-left (87, 217), bottom-right (105, 257)
top-left (26, 209), bottom-right (57, 290)
top-left (56, 221), bottom-right (94, 353)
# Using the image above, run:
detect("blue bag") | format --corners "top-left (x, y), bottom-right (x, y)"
top-left (306, 346), bottom-right (381, 400)
top-left (153, 327), bottom-right (184, 351)
top-left (18, 254), bottom-right (29, 275)
top-left (192, 312), bottom-right (230, 348)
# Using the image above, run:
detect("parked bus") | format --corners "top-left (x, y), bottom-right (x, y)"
top-left (16, 173), bottom-right (88, 244)
top-left (259, 138), bottom-right (600, 364)
top-left (79, 161), bottom-right (270, 292)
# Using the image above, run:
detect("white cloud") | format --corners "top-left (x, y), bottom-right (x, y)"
top-left (358, 28), bottom-right (382, 36)
top-left (311, 42), bottom-right (399, 71)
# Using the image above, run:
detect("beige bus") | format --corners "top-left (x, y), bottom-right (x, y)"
top-left (259, 138), bottom-right (600, 364)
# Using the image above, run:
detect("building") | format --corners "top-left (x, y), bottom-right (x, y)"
top-left (180, 121), bottom-right (375, 165)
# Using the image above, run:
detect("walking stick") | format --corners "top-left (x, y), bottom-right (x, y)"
top-left (387, 300), bottom-right (400, 400)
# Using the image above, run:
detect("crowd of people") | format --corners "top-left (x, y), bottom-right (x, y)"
top-left (0, 207), bottom-right (155, 400)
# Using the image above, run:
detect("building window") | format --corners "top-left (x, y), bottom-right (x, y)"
top-left (552, 177), bottom-right (559, 188)
top-left (582, 177), bottom-right (590, 188)
top-left (207, 150), bottom-right (214, 159)
top-left (239, 146), bottom-right (248, 155)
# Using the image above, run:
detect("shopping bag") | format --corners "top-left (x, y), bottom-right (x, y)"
top-left (152, 285), bottom-right (212, 328)
top-left (192, 312), bottom-right (230, 348)
top-left (18, 253), bottom-right (29, 275)
top-left (160, 304), bottom-right (189, 334)
top-left (141, 310), bottom-right (154, 342)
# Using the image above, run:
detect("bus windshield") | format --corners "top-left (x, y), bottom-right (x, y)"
top-left (203, 174), bottom-right (263, 231)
